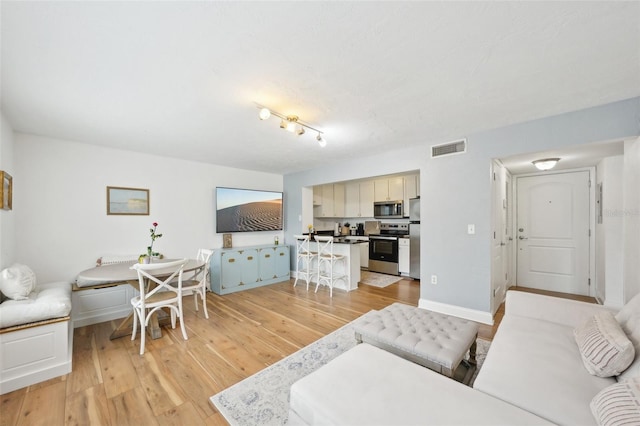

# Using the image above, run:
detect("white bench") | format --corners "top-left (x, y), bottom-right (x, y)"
top-left (0, 281), bottom-right (73, 394)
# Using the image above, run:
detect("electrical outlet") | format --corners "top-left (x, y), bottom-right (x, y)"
top-left (431, 275), bottom-right (437, 285)
top-left (467, 224), bottom-right (475, 235)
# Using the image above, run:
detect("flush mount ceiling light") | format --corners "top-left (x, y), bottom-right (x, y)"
top-left (532, 158), bottom-right (560, 171)
top-left (256, 104), bottom-right (326, 148)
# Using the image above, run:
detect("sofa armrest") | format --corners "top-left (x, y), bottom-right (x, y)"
top-left (505, 290), bottom-right (616, 328)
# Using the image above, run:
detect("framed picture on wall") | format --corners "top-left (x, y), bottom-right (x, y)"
top-left (0, 171), bottom-right (12, 211)
top-left (107, 186), bottom-right (149, 215)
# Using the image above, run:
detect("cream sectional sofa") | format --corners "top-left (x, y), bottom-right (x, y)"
top-left (289, 290), bottom-right (640, 425)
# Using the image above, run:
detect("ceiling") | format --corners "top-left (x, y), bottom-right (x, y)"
top-left (1, 1), bottom-right (638, 175)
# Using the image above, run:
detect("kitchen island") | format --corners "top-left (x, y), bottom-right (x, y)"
top-left (303, 236), bottom-right (364, 293)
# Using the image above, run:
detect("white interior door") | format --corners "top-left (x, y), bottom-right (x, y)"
top-left (491, 161), bottom-right (512, 313)
top-left (516, 171), bottom-right (591, 295)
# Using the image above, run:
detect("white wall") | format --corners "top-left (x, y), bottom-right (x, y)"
top-left (623, 137), bottom-right (640, 302)
top-left (0, 112), bottom-right (15, 269)
top-left (596, 155), bottom-right (624, 307)
top-left (285, 97), bottom-right (640, 323)
top-left (14, 133), bottom-right (283, 283)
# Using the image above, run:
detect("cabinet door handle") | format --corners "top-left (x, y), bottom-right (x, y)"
top-left (247, 256), bottom-right (254, 261)
top-left (265, 254), bottom-right (271, 258)
top-left (228, 258), bottom-right (235, 263)
top-left (279, 252), bottom-right (285, 256)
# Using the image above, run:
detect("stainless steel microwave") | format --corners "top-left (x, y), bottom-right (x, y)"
top-left (374, 200), bottom-right (403, 219)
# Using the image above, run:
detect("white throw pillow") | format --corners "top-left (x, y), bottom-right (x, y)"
top-left (616, 292), bottom-right (640, 381)
top-left (591, 377), bottom-right (640, 426)
top-left (574, 311), bottom-right (635, 377)
top-left (0, 264), bottom-right (37, 300)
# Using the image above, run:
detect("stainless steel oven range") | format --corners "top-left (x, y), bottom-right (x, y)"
top-left (368, 223), bottom-right (409, 275)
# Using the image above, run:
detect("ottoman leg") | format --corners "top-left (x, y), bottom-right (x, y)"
top-left (468, 338), bottom-right (477, 366)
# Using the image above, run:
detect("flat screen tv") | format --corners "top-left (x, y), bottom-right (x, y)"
top-left (215, 187), bottom-right (283, 233)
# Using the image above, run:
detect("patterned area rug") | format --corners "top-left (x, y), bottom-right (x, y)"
top-left (209, 312), bottom-right (490, 425)
top-left (359, 270), bottom-right (404, 288)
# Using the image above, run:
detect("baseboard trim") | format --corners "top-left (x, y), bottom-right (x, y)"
top-left (418, 298), bottom-right (494, 325)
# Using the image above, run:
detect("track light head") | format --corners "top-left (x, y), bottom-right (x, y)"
top-left (317, 133), bottom-right (327, 148)
top-left (258, 108), bottom-right (271, 120)
top-left (286, 116), bottom-right (298, 133)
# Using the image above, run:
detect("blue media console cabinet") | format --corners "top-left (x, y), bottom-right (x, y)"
top-left (209, 244), bottom-right (290, 295)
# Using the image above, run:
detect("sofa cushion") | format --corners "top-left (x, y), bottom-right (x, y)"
top-left (616, 292), bottom-right (640, 382)
top-left (289, 343), bottom-right (552, 425)
top-left (474, 314), bottom-right (615, 425)
top-left (0, 264), bottom-right (37, 301)
top-left (574, 311), bottom-right (635, 377)
top-left (590, 377), bottom-right (640, 426)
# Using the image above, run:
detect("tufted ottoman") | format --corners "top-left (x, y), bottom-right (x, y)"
top-left (353, 303), bottom-right (478, 379)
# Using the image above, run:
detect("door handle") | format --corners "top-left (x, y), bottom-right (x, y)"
top-left (518, 236), bottom-right (528, 240)
top-left (500, 242), bottom-right (506, 246)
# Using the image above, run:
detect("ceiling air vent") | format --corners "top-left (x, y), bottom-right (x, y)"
top-left (431, 139), bottom-right (467, 158)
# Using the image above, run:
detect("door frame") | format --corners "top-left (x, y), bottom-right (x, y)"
top-left (511, 167), bottom-right (597, 297)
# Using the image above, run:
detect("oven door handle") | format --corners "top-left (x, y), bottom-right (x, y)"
top-left (370, 236), bottom-right (397, 241)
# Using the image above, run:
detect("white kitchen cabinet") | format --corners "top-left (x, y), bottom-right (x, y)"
top-left (345, 181), bottom-right (374, 218)
top-left (361, 241), bottom-right (369, 269)
top-left (403, 174), bottom-right (419, 216)
top-left (316, 183), bottom-right (345, 217)
top-left (359, 181), bottom-right (374, 217)
top-left (398, 237), bottom-right (410, 275)
top-left (374, 177), bottom-right (404, 202)
top-left (333, 183), bottom-right (345, 217)
top-left (345, 182), bottom-right (359, 217)
top-left (313, 186), bottom-right (322, 206)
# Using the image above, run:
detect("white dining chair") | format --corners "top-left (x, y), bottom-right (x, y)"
top-left (174, 249), bottom-right (213, 319)
top-left (130, 258), bottom-right (189, 355)
top-left (314, 236), bottom-right (347, 297)
top-left (293, 234), bottom-right (317, 290)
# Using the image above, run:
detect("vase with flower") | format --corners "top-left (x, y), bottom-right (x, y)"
top-left (139, 222), bottom-right (163, 263)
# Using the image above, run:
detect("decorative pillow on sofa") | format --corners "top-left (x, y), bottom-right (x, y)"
top-left (0, 264), bottom-right (37, 300)
top-left (591, 377), bottom-right (640, 426)
top-left (616, 292), bottom-right (640, 382)
top-left (574, 311), bottom-right (635, 377)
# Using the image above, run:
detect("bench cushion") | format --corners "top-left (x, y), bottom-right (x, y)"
top-left (0, 281), bottom-right (71, 329)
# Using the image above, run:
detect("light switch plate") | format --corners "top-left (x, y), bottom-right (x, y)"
top-left (467, 224), bottom-right (475, 235)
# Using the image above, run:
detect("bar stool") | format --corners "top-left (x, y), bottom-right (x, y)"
top-left (294, 234), bottom-right (317, 290)
top-left (314, 235), bottom-right (347, 297)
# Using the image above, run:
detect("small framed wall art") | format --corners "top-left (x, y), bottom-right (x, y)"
top-left (107, 186), bottom-right (149, 215)
top-left (0, 171), bottom-right (12, 210)
top-left (223, 233), bottom-right (233, 248)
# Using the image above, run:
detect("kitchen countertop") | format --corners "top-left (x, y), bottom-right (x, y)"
top-left (304, 234), bottom-right (368, 244)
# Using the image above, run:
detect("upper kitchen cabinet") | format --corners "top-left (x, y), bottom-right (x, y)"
top-left (403, 174), bottom-right (419, 216)
top-left (345, 181), bottom-right (374, 218)
top-left (313, 186), bottom-right (322, 206)
top-left (374, 177), bottom-right (404, 202)
top-left (315, 183), bottom-right (345, 217)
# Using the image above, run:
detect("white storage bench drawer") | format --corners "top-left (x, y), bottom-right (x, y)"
top-left (72, 283), bottom-right (138, 328)
top-left (0, 317), bottom-right (73, 394)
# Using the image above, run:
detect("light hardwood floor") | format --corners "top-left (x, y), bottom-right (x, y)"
top-left (1, 278), bottom-right (421, 426)
top-left (1, 279), bottom-right (593, 425)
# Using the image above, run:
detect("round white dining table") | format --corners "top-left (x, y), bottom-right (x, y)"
top-left (75, 258), bottom-right (205, 340)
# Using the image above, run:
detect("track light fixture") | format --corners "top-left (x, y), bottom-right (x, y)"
top-left (255, 104), bottom-right (326, 148)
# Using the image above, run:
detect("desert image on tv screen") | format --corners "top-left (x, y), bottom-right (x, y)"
top-left (216, 188), bottom-right (283, 233)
